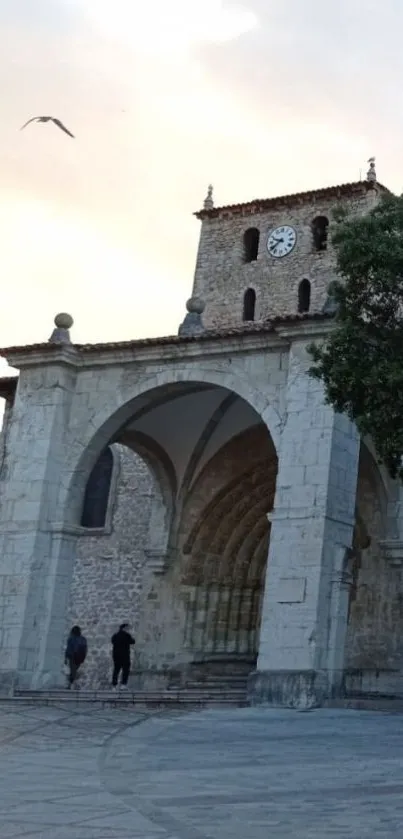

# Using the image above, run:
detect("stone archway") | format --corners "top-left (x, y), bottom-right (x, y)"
top-left (62, 379), bottom-right (278, 687)
top-left (60, 369), bottom-right (281, 530)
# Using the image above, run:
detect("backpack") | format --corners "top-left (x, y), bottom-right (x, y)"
top-left (66, 634), bottom-right (87, 664)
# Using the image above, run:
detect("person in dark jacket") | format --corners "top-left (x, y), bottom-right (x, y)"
top-left (65, 625), bottom-right (87, 689)
top-left (111, 623), bottom-right (135, 690)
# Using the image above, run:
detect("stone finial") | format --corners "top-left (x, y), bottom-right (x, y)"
top-left (203, 184), bottom-right (214, 210)
top-left (366, 157), bottom-right (376, 182)
top-left (49, 312), bottom-right (74, 344)
top-left (186, 297), bottom-right (205, 315)
top-left (178, 297), bottom-right (206, 336)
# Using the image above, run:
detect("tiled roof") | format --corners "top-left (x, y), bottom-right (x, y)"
top-left (0, 312), bottom-right (333, 358)
top-left (195, 180), bottom-right (390, 220)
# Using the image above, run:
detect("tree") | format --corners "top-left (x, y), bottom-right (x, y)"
top-left (308, 192), bottom-right (403, 481)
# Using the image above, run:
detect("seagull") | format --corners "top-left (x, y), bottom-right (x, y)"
top-left (20, 116), bottom-right (75, 138)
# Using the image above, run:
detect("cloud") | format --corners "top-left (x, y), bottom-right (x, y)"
top-left (80, 0), bottom-right (259, 55)
top-left (197, 0), bottom-right (403, 145)
top-left (0, 0), bottom-right (266, 350)
top-left (0, 0), bottom-right (403, 362)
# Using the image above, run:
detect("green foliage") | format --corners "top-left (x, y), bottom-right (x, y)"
top-left (308, 192), bottom-right (403, 481)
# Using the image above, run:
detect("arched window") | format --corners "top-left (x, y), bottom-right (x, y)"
top-left (298, 279), bottom-right (311, 313)
top-left (243, 228), bottom-right (260, 263)
top-left (81, 446), bottom-right (113, 528)
top-left (311, 216), bottom-right (329, 251)
top-left (243, 287), bottom-right (256, 321)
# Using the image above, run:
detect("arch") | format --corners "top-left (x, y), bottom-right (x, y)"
top-left (31, 372), bottom-right (281, 688)
top-left (298, 279), bottom-right (311, 313)
top-left (120, 429), bottom-right (177, 501)
top-left (119, 429), bottom-right (176, 558)
top-left (180, 424), bottom-right (276, 658)
top-left (182, 430), bottom-right (276, 558)
top-left (80, 446), bottom-right (113, 528)
top-left (311, 215), bottom-right (329, 251)
top-left (361, 435), bottom-right (397, 503)
top-left (63, 370), bottom-right (282, 528)
top-left (358, 440), bottom-right (388, 525)
top-left (243, 288), bottom-right (256, 322)
top-left (243, 228), bottom-right (260, 263)
top-left (345, 438), bottom-right (393, 669)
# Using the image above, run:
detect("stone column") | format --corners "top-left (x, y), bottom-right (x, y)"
top-left (249, 339), bottom-right (360, 708)
top-left (0, 346), bottom-right (78, 691)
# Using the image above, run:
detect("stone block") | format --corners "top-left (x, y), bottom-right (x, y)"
top-left (276, 577), bottom-right (306, 603)
top-left (304, 464), bottom-right (330, 486)
top-left (248, 668), bottom-right (331, 709)
top-left (2, 576), bottom-right (27, 596)
top-left (2, 597), bottom-right (27, 627)
top-left (276, 465), bottom-right (305, 488)
top-left (0, 669), bottom-right (16, 694)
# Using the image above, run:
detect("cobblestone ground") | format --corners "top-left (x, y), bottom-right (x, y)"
top-left (0, 703), bottom-right (403, 837)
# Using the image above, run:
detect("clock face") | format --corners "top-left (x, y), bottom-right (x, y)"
top-left (267, 225), bottom-right (297, 258)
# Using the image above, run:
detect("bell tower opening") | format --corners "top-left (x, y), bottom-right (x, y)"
top-left (243, 228), bottom-right (260, 263)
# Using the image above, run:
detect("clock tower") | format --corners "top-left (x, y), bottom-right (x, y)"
top-left (191, 172), bottom-right (386, 330)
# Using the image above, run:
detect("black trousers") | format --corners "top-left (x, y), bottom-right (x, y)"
top-left (112, 657), bottom-right (130, 686)
top-left (67, 656), bottom-right (80, 686)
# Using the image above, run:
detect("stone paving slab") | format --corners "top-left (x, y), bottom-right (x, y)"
top-left (1, 703), bottom-right (403, 837)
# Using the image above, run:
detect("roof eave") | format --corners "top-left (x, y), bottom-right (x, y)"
top-left (194, 180), bottom-right (391, 221)
top-left (0, 313), bottom-right (335, 368)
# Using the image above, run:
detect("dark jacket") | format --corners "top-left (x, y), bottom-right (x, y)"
top-left (65, 634), bottom-right (87, 664)
top-left (111, 629), bottom-right (135, 661)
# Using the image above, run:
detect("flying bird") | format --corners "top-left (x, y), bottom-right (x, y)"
top-left (20, 116), bottom-right (75, 138)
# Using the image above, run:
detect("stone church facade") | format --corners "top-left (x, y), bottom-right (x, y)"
top-left (1, 169), bottom-right (403, 708)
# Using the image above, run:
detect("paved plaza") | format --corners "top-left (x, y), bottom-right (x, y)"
top-left (0, 703), bottom-right (403, 837)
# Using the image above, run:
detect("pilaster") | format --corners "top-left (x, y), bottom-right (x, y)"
top-left (0, 349), bottom-right (78, 690)
top-left (249, 340), bottom-right (360, 708)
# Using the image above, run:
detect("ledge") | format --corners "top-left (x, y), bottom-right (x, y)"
top-left (48, 522), bottom-right (113, 537)
top-left (379, 540), bottom-right (403, 567)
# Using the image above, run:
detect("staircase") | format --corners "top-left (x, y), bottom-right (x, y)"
top-left (7, 660), bottom-right (251, 709)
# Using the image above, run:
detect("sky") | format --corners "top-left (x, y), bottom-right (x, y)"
top-left (1, 0), bottom-right (403, 358)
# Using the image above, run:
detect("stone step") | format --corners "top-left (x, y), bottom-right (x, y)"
top-left (11, 688), bottom-right (248, 703)
top-left (178, 675), bottom-right (249, 683)
top-left (167, 679), bottom-right (248, 691)
top-left (13, 690), bottom-right (247, 700)
top-left (7, 689), bottom-right (248, 708)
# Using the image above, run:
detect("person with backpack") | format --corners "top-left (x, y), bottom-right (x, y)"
top-left (111, 623), bottom-right (135, 690)
top-left (65, 625), bottom-right (87, 689)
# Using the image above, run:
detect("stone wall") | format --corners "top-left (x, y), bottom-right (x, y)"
top-left (192, 187), bottom-right (379, 328)
top-left (0, 399), bottom-right (9, 482)
top-left (346, 445), bottom-right (403, 673)
top-left (67, 444), bottom-right (155, 687)
top-left (0, 398), bottom-right (5, 434)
